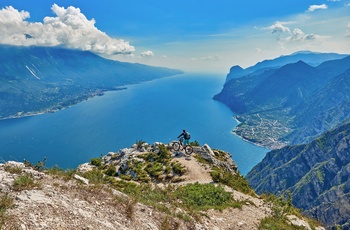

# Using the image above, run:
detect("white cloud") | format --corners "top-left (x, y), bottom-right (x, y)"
top-left (140, 50), bottom-right (154, 57)
top-left (266, 21), bottom-right (291, 34)
top-left (307, 4), bottom-right (328, 12)
top-left (0, 4), bottom-right (135, 55)
top-left (288, 28), bottom-right (318, 41)
top-left (264, 21), bottom-right (322, 44)
top-left (191, 55), bottom-right (220, 61)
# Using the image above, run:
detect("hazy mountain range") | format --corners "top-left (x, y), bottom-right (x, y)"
top-left (225, 51), bottom-right (349, 82)
top-left (0, 45), bottom-right (183, 119)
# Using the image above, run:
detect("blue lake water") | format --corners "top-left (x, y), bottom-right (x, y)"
top-left (0, 73), bottom-right (268, 175)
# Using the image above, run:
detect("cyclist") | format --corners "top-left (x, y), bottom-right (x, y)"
top-left (177, 129), bottom-right (191, 147)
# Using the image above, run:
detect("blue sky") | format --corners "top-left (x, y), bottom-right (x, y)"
top-left (1, 0), bottom-right (349, 73)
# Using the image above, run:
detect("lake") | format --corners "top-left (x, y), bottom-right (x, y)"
top-left (0, 73), bottom-right (268, 175)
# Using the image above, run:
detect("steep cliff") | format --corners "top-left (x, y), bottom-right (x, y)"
top-left (246, 122), bottom-right (350, 229)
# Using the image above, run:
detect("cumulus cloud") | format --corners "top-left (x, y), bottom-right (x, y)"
top-left (289, 28), bottom-right (318, 41)
top-left (264, 22), bottom-right (320, 43)
top-left (140, 50), bottom-right (154, 57)
top-left (264, 21), bottom-right (292, 41)
top-left (0, 4), bottom-right (135, 55)
top-left (307, 4), bottom-right (328, 12)
top-left (266, 21), bottom-right (291, 34)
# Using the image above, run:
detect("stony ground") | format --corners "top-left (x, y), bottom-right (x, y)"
top-left (0, 146), bottom-right (322, 230)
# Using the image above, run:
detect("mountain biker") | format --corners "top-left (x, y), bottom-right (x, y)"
top-left (178, 129), bottom-right (191, 146)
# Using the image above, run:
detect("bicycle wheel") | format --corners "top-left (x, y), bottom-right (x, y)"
top-left (172, 141), bottom-right (181, 151)
top-left (185, 145), bottom-right (193, 154)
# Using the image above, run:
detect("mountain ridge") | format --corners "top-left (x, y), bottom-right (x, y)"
top-left (225, 51), bottom-right (349, 82)
top-left (214, 53), bottom-right (350, 149)
top-left (0, 45), bottom-right (183, 120)
top-left (246, 122), bottom-right (350, 229)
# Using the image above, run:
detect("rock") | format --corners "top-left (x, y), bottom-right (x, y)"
top-left (74, 174), bottom-right (89, 184)
top-left (77, 163), bottom-right (95, 173)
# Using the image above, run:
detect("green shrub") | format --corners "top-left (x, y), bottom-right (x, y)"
top-left (258, 217), bottom-right (305, 230)
top-left (210, 168), bottom-right (254, 196)
top-left (213, 149), bottom-right (228, 161)
top-left (171, 162), bottom-right (186, 175)
top-left (174, 182), bottom-right (241, 211)
top-left (145, 162), bottom-right (164, 177)
top-left (263, 192), bottom-right (299, 219)
top-left (0, 193), bottom-right (14, 216)
top-left (4, 165), bottom-right (22, 174)
top-left (0, 193), bottom-right (14, 228)
top-left (104, 165), bottom-right (117, 176)
top-left (90, 157), bottom-right (102, 167)
top-left (13, 173), bottom-right (38, 191)
top-left (82, 169), bottom-right (104, 184)
top-left (158, 144), bottom-right (171, 162)
top-left (190, 140), bottom-right (200, 146)
top-left (135, 140), bottom-right (146, 149)
top-left (45, 166), bottom-right (76, 181)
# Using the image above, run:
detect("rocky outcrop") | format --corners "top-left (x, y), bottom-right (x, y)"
top-left (95, 142), bottom-right (238, 183)
top-left (246, 122), bottom-right (350, 229)
top-left (0, 143), bottom-right (321, 229)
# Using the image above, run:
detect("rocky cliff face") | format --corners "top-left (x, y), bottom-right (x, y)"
top-left (246, 122), bottom-right (350, 229)
top-left (0, 142), bottom-right (321, 230)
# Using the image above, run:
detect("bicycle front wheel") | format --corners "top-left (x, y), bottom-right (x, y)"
top-left (172, 142), bottom-right (181, 151)
top-left (185, 145), bottom-right (193, 154)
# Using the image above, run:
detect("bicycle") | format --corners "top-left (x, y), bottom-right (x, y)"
top-left (172, 137), bottom-right (193, 154)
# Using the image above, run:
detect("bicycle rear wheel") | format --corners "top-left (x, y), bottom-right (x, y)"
top-left (172, 142), bottom-right (181, 151)
top-left (185, 145), bottom-right (193, 154)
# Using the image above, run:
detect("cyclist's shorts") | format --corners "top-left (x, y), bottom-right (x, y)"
top-left (184, 139), bottom-right (190, 145)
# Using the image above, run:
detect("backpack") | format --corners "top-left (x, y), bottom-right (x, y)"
top-left (184, 132), bottom-right (191, 140)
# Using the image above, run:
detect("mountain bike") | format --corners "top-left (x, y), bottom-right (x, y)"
top-left (172, 137), bottom-right (193, 154)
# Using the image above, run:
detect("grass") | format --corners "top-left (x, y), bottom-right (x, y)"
top-left (90, 157), bottom-right (103, 168)
top-left (210, 167), bottom-right (255, 196)
top-left (4, 165), bottom-right (23, 174)
top-left (174, 182), bottom-right (242, 211)
top-left (45, 165), bottom-right (76, 181)
top-left (12, 173), bottom-right (40, 191)
top-left (0, 193), bottom-right (15, 229)
top-left (259, 217), bottom-right (306, 230)
top-left (257, 192), bottom-right (320, 229)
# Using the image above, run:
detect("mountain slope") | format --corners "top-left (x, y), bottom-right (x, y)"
top-left (246, 122), bottom-right (350, 229)
top-left (225, 51), bottom-right (348, 82)
top-left (214, 54), bottom-right (350, 148)
top-left (287, 67), bottom-right (350, 144)
top-left (0, 45), bottom-right (183, 119)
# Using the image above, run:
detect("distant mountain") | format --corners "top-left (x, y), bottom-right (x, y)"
top-left (225, 51), bottom-right (348, 82)
top-left (214, 54), bottom-right (350, 148)
top-left (0, 45), bottom-right (183, 119)
top-left (246, 122), bottom-right (350, 229)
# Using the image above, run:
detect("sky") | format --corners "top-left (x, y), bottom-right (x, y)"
top-left (0, 0), bottom-right (349, 73)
